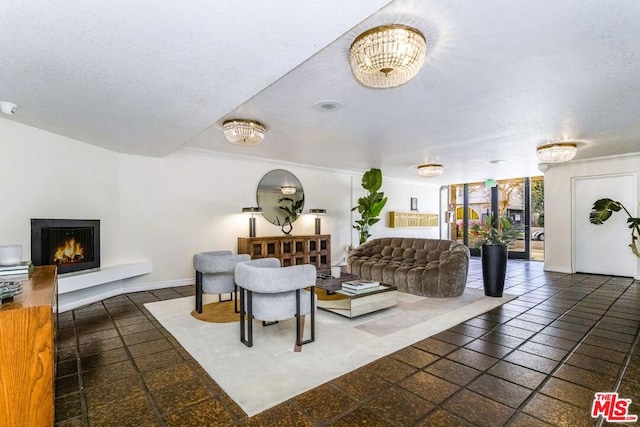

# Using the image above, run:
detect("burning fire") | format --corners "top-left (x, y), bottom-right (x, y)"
top-left (53, 238), bottom-right (85, 264)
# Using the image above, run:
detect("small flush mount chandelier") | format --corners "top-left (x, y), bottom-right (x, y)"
top-left (417, 163), bottom-right (444, 177)
top-left (222, 119), bottom-right (266, 146)
top-left (280, 185), bottom-right (297, 195)
top-left (349, 24), bottom-right (427, 89)
top-left (536, 142), bottom-right (578, 163)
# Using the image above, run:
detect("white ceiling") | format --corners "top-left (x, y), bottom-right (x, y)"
top-left (2, 0), bottom-right (640, 185)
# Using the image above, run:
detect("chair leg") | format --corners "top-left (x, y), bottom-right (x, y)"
top-left (240, 288), bottom-right (253, 347)
top-left (234, 285), bottom-right (239, 314)
top-left (218, 292), bottom-right (232, 303)
top-left (195, 271), bottom-right (203, 313)
top-left (294, 287), bottom-right (315, 351)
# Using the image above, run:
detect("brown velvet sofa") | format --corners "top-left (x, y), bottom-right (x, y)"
top-left (347, 237), bottom-right (470, 297)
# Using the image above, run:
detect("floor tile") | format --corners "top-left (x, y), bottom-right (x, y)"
top-left (445, 347), bottom-right (499, 371)
top-left (399, 371), bottom-right (460, 404)
top-left (364, 385), bottom-right (435, 426)
top-left (504, 350), bottom-right (559, 374)
top-left (467, 373), bottom-right (533, 408)
top-left (424, 358), bottom-right (481, 386)
top-left (522, 393), bottom-right (594, 426)
top-left (443, 389), bottom-right (514, 426)
top-left (390, 346), bottom-right (439, 368)
top-left (488, 361), bottom-right (547, 389)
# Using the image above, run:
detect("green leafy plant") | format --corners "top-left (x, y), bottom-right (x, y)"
top-left (277, 196), bottom-right (304, 225)
top-left (589, 198), bottom-right (640, 258)
top-left (470, 216), bottom-right (524, 247)
top-left (352, 168), bottom-right (388, 245)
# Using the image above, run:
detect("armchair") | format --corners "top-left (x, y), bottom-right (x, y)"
top-left (234, 258), bottom-right (317, 352)
top-left (193, 250), bottom-right (251, 313)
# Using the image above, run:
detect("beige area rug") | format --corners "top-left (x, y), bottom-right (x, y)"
top-left (145, 289), bottom-right (517, 417)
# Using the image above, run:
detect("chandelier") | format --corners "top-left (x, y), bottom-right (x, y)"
top-left (349, 24), bottom-right (427, 89)
top-left (280, 186), bottom-right (297, 195)
top-left (536, 142), bottom-right (577, 163)
top-left (222, 119), bottom-right (266, 146)
top-left (417, 163), bottom-right (444, 177)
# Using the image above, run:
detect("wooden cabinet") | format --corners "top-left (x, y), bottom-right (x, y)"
top-left (0, 266), bottom-right (57, 427)
top-left (238, 235), bottom-right (331, 269)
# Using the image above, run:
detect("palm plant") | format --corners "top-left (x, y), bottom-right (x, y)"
top-left (470, 216), bottom-right (524, 247)
top-left (352, 168), bottom-right (387, 245)
top-left (589, 198), bottom-right (640, 258)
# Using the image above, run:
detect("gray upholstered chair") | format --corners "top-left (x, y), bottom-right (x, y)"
top-left (234, 258), bottom-right (317, 352)
top-left (193, 250), bottom-right (251, 313)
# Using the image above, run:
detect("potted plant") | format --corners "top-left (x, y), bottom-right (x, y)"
top-left (470, 216), bottom-right (523, 297)
top-left (352, 168), bottom-right (388, 245)
top-left (589, 198), bottom-right (640, 258)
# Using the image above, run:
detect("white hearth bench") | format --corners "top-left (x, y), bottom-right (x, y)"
top-left (58, 261), bottom-right (152, 312)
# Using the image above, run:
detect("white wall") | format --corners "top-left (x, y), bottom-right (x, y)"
top-left (0, 120), bottom-right (121, 265)
top-left (543, 153), bottom-right (640, 278)
top-left (0, 120), bottom-right (440, 289)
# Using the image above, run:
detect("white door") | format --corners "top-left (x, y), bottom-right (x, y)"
top-left (574, 174), bottom-right (636, 277)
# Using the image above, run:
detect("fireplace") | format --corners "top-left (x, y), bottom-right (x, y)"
top-left (31, 218), bottom-right (100, 274)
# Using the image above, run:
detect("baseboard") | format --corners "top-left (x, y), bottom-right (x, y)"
top-left (543, 265), bottom-right (573, 274)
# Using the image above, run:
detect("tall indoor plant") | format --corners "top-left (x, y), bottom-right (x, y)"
top-left (589, 198), bottom-right (640, 258)
top-left (471, 216), bottom-right (523, 296)
top-left (352, 168), bottom-right (388, 245)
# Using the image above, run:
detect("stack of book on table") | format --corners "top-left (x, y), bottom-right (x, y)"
top-left (0, 261), bottom-right (33, 303)
top-left (341, 279), bottom-right (380, 293)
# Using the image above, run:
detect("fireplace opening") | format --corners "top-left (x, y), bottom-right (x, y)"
top-left (31, 219), bottom-right (100, 274)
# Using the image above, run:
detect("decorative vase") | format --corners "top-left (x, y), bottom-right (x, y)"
top-left (481, 244), bottom-right (507, 297)
top-left (281, 217), bottom-right (293, 235)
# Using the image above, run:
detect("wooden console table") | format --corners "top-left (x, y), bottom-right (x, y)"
top-left (238, 234), bottom-right (331, 269)
top-left (0, 265), bottom-right (57, 426)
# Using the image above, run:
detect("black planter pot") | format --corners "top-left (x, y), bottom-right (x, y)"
top-left (481, 244), bottom-right (508, 297)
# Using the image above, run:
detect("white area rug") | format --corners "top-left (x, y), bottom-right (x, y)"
top-left (145, 289), bottom-right (516, 417)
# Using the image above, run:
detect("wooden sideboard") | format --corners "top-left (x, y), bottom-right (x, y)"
top-left (0, 265), bottom-right (57, 426)
top-left (238, 234), bottom-right (331, 269)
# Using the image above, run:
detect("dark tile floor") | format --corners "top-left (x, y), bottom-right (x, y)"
top-left (55, 258), bottom-right (639, 426)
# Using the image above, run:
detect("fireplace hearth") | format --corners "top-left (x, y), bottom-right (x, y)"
top-left (31, 218), bottom-right (100, 274)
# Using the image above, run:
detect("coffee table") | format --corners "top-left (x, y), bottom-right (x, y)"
top-left (315, 271), bottom-right (398, 318)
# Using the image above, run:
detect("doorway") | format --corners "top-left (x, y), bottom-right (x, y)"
top-left (574, 174), bottom-right (636, 277)
top-left (450, 177), bottom-right (542, 260)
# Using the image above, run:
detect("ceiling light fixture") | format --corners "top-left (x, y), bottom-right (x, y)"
top-left (417, 163), bottom-right (444, 177)
top-left (0, 101), bottom-right (17, 116)
top-left (313, 100), bottom-right (343, 112)
top-left (222, 119), bottom-right (266, 146)
top-left (536, 142), bottom-right (578, 163)
top-left (280, 185), bottom-right (297, 195)
top-left (349, 24), bottom-right (427, 89)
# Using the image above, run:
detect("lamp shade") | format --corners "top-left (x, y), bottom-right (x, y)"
top-left (417, 163), bottom-right (444, 177)
top-left (536, 142), bottom-right (577, 163)
top-left (241, 207), bottom-right (262, 214)
top-left (223, 119), bottom-right (266, 146)
top-left (349, 24), bottom-right (426, 89)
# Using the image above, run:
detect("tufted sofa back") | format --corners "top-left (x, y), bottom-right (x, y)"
top-left (347, 237), bottom-right (469, 297)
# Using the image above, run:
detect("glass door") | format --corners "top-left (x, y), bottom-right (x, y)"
top-left (450, 177), bottom-right (540, 260)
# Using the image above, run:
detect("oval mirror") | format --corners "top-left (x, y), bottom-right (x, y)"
top-left (256, 169), bottom-right (305, 226)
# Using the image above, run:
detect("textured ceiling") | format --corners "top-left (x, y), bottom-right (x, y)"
top-left (2, 0), bottom-right (640, 184)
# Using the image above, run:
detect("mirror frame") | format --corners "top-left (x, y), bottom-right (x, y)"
top-left (256, 169), bottom-right (305, 226)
